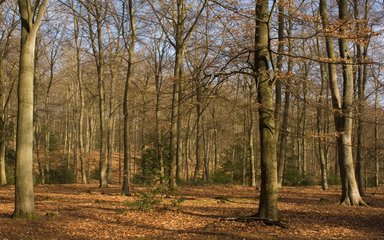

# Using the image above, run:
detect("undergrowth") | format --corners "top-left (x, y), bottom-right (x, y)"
top-left (123, 186), bottom-right (185, 211)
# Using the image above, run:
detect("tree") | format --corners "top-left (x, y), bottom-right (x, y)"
top-left (276, 0), bottom-right (291, 187)
top-left (337, 0), bottom-right (366, 206)
top-left (83, 0), bottom-right (108, 188)
top-left (69, 0), bottom-right (87, 183)
top-left (0, 1), bottom-right (18, 186)
top-left (148, 0), bottom-right (207, 188)
top-left (315, 35), bottom-right (328, 191)
top-left (144, 31), bottom-right (168, 184)
top-left (254, 0), bottom-right (278, 221)
top-left (354, 0), bottom-right (369, 196)
top-left (122, 0), bottom-right (136, 196)
top-left (14, 0), bottom-right (48, 219)
top-left (320, 0), bottom-right (366, 206)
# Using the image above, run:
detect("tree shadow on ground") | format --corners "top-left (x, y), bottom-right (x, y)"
top-left (280, 207), bottom-right (384, 236)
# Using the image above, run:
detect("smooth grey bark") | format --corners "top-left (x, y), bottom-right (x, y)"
top-left (337, 0), bottom-right (366, 206)
top-left (248, 79), bottom-right (256, 187)
top-left (14, 0), bottom-right (48, 219)
top-left (320, 0), bottom-right (346, 197)
top-left (320, 0), bottom-right (365, 205)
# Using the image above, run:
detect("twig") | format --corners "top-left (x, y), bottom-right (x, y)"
top-left (220, 216), bottom-right (289, 228)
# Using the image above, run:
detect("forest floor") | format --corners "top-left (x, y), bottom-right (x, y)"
top-left (0, 183), bottom-right (383, 239)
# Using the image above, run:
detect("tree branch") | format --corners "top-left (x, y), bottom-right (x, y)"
top-left (33, 0), bottom-right (49, 31)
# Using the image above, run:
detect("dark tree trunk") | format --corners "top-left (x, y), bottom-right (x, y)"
top-left (255, 0), bottom-right (279, 221)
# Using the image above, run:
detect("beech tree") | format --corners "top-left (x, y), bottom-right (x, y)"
top-left (336, 0), bottom-right (366, 206)
top-left (254, 0), bottom-right (278, 221)
top-left (148, 0), bottom-right (207, 188)
top-left (1, 0), bottom-right (383, 218)
top-left (83, 0), bottom-right (108, 188)
top-left (122, 0), bottom-right (136, 196)
top-left (0, 1), bottom-right (17, 186)
top-left (14, 0), bottom-right (48, 219)
top-left (320, 0), bottom-right (366, 205)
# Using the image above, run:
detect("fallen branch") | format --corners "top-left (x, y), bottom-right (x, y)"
top-left (220, 216), bottom-right (289, 228)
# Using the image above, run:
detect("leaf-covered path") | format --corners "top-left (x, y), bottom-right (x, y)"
top-left (0, 184), bottom-right (383, 239)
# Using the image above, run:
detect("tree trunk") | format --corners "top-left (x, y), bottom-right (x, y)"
top-left (0, 13), bottom-right (15, 185)
top-left (0, 60), bottom-right (6, 185)
top-left (337, 0), bottom-right (366, 206)
top-left (14, 0), bottom-right (48, 219)
top-left (71, 1), bottom-right (86, 184)
top-left (15, 27), bottom-right (36, 215)
top-left (274, 0), bottom-right (284, 148)
top-left (107, 64), bottom-right (117, 184)
top-left (374, 73), bottom-right (379, 187)
top-left (277, 89), bottom-right (290, 187)
top-left (317, 61), bottom-right (328, 190)
top-left (77, 44), bottom-right (86, 184)
top-left (64, 87), bottom-right (70, 183)
top-left (194, 75), bottom-right (202, 181)
top-left (255, 0), bottom-right (278, 221)
top-left (301, 64), bottom-right (308, 176)
top-left (0, 136), bottom-right (5, 185)
top-left (320, 0), bottom-right (365, 205)
top-left (202, 116), bottom-right (209, 182)
top-left (249, 79), bottom-right (256, 187)
top-left (33, 38), bottom-right (45, 184)
top-left (354, 0), bottom-right (368, 196)
top-left (169, 44), bottom-right (183, 189)
top-left (212, 108), bottom-right (218, 174)
top-left (242, 101), bottom-right (248, 186)
top-left (121, 1), bottom-right (135, 194)
top-left (277, 10), bottom-right (292, 187)
top-left (122, 0), bottom-right (135, 195)
top-left (154, 64), bottom-right (164, 183)
top-left (316, 49), bottom-right (328, 190)
top-left (97, 32), bottom-right (108, 188)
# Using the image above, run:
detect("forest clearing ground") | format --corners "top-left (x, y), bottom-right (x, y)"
top-left (0, 184), bottom-right (383, 239)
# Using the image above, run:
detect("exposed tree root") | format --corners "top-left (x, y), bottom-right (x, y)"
top-left (220, 216), bottom-right (289, 228)
top-left (340, 198), bottom-right (369, 207)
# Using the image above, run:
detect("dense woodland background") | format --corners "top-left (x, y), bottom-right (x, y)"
top-left (1, 0), bottom-right (384, 210)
